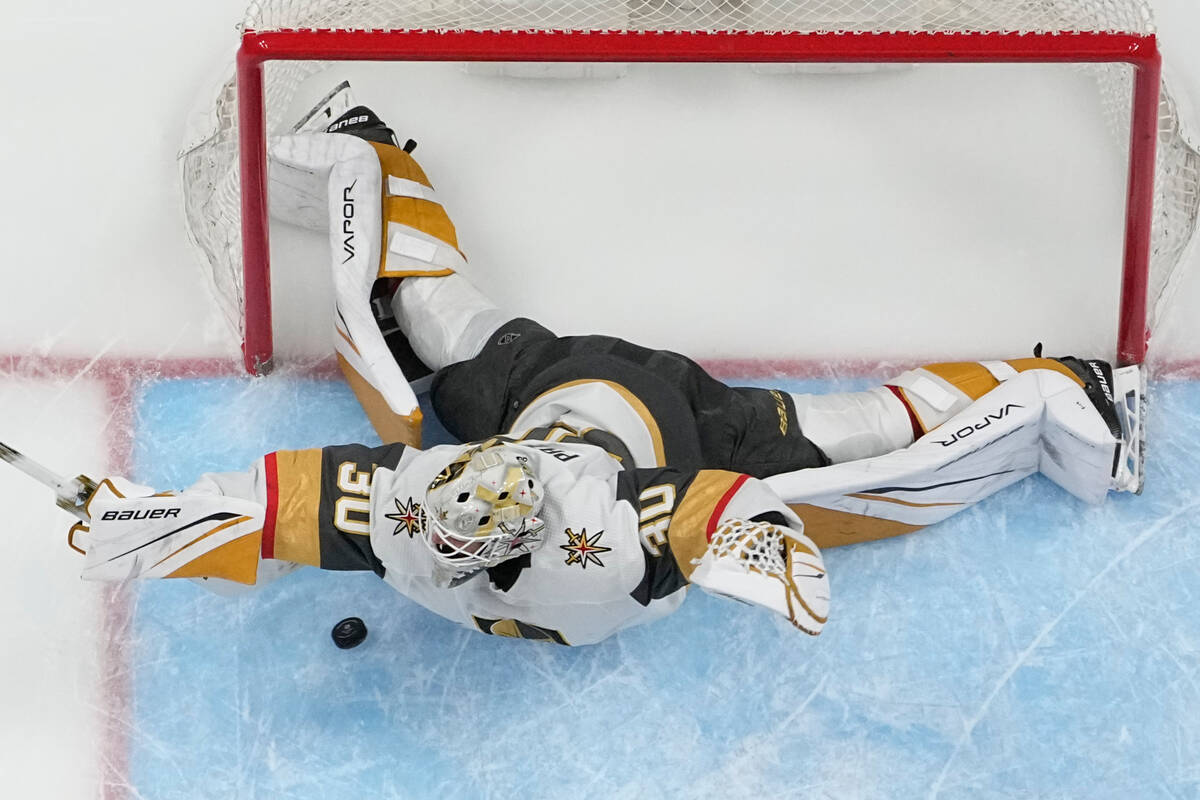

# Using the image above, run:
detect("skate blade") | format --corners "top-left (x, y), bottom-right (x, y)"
top-left (1111, 364), bottom-right (1145, 494)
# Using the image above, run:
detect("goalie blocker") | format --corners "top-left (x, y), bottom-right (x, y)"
top-left (267, 90), bottom-right (491, 449)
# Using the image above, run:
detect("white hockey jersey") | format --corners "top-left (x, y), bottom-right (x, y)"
top-left (79, 436), bottom-right (823, 645)
top-left (368, 439), bottom-right (683, 645)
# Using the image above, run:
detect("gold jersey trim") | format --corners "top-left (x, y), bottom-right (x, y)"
top-left (667, 470), bottom-right (746, 580)
top-left (271, 449), bottom-right (325, 567)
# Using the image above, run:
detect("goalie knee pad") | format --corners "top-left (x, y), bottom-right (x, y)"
top-left (789, 388), bottom-right (913, 463)
top-left (389, 275), bottom-right (507, 370)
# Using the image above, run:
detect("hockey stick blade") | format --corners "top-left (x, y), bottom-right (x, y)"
top-left (0, 441), bottom-right (98, 521)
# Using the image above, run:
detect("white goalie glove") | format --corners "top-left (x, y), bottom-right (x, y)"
top-left (69, 477), bottom-right (280, 592)
top-left (689, 519), bottom-right (830, 636)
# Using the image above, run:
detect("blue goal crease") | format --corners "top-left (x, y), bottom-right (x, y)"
top-left (126, 375), bottom-right (1200, 800)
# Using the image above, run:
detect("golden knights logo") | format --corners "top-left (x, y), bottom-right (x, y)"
top-left (560, 527), bottom-right (611, 569)
top-left (384, 496), bottom-right (425, 538)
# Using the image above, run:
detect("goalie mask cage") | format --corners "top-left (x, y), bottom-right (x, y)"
top-left (179, 0), bottom-right (1200, 376)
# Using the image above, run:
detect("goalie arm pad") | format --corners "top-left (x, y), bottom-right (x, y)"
top-left (622, 468), bottom-right (830, 635)
top-left (75, 442), bottom-right (411, 586)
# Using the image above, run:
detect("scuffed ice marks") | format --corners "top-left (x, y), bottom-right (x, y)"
top-left (120, 376), bottom-right (1200, 799)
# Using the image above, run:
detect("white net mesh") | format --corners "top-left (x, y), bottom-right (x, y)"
top-left (704, 518), bottom-right (789, 577)
top-left (241, 0), bottom-right (1156, 35)
top-left (178, 0), bottom-right (1198, 353)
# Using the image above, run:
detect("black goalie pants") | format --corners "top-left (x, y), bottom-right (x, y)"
top-left (429, 318), bottom-right (830, 478)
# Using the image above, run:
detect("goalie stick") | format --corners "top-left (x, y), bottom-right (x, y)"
top-left (0, 441), bottom-right (98, 521)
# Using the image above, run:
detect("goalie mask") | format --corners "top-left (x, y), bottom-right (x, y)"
top-left (423, 440), bottom-right (546, 575)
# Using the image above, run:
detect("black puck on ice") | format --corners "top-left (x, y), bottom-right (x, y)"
top-left (331, 617), bottom-right (368, 649)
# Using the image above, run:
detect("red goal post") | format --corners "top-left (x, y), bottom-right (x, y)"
top-left (180, 0), bottom-right (1195, 375)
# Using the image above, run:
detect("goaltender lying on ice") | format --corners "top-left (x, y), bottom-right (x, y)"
top-left (63, 89), bottom-right (1143, 646)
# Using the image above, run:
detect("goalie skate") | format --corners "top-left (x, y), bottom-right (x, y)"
top-left (1054, 357), bottom-right (1145, 494)
top-left (1110, 364), bottom-right (1145, 494)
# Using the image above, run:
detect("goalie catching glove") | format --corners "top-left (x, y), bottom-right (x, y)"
top-left (690, 519), bottom-right (829, 636)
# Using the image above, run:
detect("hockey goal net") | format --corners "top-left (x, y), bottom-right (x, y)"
top-left (179, 0), bottom-right (1200, 375)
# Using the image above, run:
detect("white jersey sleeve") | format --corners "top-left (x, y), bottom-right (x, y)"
top-left (74, 437), bottom-right (826, 645)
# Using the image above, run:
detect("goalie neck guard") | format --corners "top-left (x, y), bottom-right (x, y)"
top-left (422, 440), bottom-right (546, 574)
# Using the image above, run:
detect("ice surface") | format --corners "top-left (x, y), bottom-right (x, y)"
top-left (100, 373), bottom-right (1199, 799)
top-left (0, 376), bottom-right (109, 799)
top-left (3, 0), bottom-right (1200, 796)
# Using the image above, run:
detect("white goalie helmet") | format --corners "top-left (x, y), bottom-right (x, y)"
top-left (423, 439), bottom-right (546, 574)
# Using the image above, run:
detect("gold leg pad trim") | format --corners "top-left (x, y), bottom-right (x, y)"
top-left (1005, 358), bottom-right (1085, 387)
top-left (788, 503), bottom-right (926, 549)
top-left (919, 362), bottom-right (1001, 401)
top-left (337, 353), bottom-right (424, 448)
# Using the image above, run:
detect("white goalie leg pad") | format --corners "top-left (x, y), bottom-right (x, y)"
top-left (689, 519), bottom-right (829, 636)
top-left (1110, 365), bottom-right (1145, 494)
top-left (764, 374), bottom-right (1039, 551)
top-left (391, 274), bottom-right (508, 370)
top-left (765, 369), bottom-right (1125, 548)
top-left (270, 132), bottom-right (423, 444)
top-left (328, 145), bottom-right (423, 443)
top-left (79, 480), bottom-right (266, 584)
top-left (267, 132), bottom-right (372, 232)
top-left (768, 374), bottom-right (1047, 521)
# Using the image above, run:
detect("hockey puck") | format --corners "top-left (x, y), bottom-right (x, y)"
top-left (331, 617), bottom-right (368, 649)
